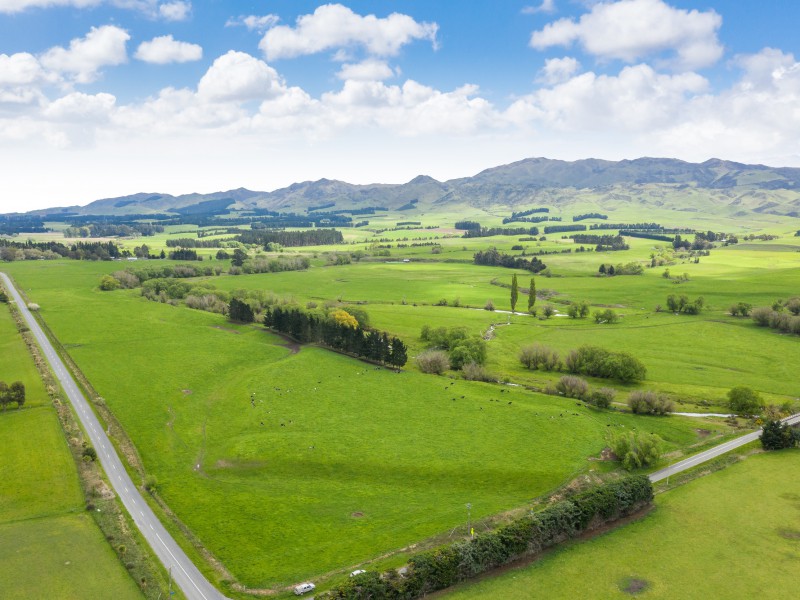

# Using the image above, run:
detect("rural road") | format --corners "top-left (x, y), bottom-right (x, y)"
top-left (649, 412), bottom-right (800, 482)
top-left (0, 272), bottom-right (227, 600)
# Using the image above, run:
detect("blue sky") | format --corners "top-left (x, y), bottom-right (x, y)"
top-left (1, 0), bottom-right (800, 212)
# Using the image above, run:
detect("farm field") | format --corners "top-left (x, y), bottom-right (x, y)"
top-left (444, 449), bottom-right (800, 600)
top-left (1, 205), bottom-right (799, 595)
top-left (1, 258), bottom-right (727, 591)
top-left (0, 302), bottom-right (142, 600)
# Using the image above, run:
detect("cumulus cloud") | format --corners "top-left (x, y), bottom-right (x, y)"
top-left (0, 52), bottom-right (50, 86)
top-left (197, 51), bottom-right (286, 103)
top-left (158, 0), bottom-right (189, 21)
top-left (537, 56), bottom-right (580, 84)
top-left (226, 14), bottom-right (280, 32)
top-left (530, 0), bottom-right (723, 71)
top-left (336, 59), bottom-right (397, 81)
top-left (509, 63), bottom-right (708, 132)
top-left (522, 0), bottom-right (556, 15)
top-left (43, 91), bottom-right (115, 121)
top-left (259, 3), bottom-right (438, 60)
top-left (135, 35), bottom-right (202, 64)
top-left (40, 25), bottom-right (129, 83)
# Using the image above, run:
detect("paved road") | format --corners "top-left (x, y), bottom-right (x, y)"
top-left (649, 412), bottom-right (800, 482)
top-left (1, 272), bottom-right (227, 600)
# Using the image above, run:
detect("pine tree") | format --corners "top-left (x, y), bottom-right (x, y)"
top-left (510, 274), bottom-right (519, 312)
top-left (528, 277), bottom-right (536, 313)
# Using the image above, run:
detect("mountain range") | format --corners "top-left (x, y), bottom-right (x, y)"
top-left (21, 157), bottom-right (800, 217)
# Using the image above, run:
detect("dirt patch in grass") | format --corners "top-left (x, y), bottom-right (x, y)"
top-left (351, 512), bottom-right (364, 518)
top-left (210, 325), bottom-right (240, 334)
top-left (777, 528), bottom-right (800, 540)
top-left (695, 428), bottom-right (711, 437)
top-left (620, 577), bottom-right (651, 595)
top-left (181, 389), bottom-right (192, 395)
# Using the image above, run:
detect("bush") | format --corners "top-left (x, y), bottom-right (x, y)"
top-left (82, 446), bottom-right (97, 461)
top-left (590, 387), bottom-right (616, 409)
top-left (519, 343), bottom-right (559, 371)
top-left (751, 306), bottom-right (773, 326)
top-left (99, 275), bottom-right (120, 291)
top-left (484, 300), bottom-right (495, 311)
top-left (727, 386), bottom-right (763, 417)
top-left (607, 430), bottom-right (664, 470)
top-left (462, 362), bottom-right (496, 382)
top-left (564, 345), bottom-right (646, 383)
top-left (555, 375), bottom-right (589, 400)
top-left (542, 304), bottom-right (555, 318)
top-left (417, 350), bottom-right (450, 374)
top-left (628, 390), bottom-right (674, 415)
top-left (593, 308), bottom-right (618, 324)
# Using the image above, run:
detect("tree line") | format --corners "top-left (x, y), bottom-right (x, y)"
top-left (473, 248), bottom-right (547, 273)
top-left (235, 229), bottom-right (344, 247)
top-left (572, 213), bottom-right (608, 221)
top-left (543, 224), bottom-right (586, 234)
top-left (63, 222), bottom-right (163, 238)
top-left (464, 227), bottom-right (540, 238)
top-left (263, 306), bottom-right (408, 367)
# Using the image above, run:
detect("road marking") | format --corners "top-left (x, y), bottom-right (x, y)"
top-left (155, 532), bottom-right (211, 600)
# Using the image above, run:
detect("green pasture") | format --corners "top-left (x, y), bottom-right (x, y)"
top-left (0, 298), bottom-right (48, 408)
top-left (1, 260), bottom-right (718, 589)
top-left (0, 300), bottom-right (142, 599)
top-left (0, 514), bottom-right (142, 600)
top-left (445, 450), bottom-right (800, 600)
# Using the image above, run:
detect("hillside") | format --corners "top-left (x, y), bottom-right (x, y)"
top-left (15, 157), bottom-right (800, 218)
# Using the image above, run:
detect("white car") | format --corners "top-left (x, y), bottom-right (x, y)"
top-left (350, 569), bottom-right (367, 577)
top-left (294, 582), bottom-right (315, 595)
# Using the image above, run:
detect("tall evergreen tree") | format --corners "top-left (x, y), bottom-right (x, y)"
top-left (528, 277), bottom-right (536, 313)
top-left (229, 297), bottom-right (255, 323)
top-left (510, 274), bottom-right (519, 312)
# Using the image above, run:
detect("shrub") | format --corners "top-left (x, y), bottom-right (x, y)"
top-left (542, 304), bottom-right (556, 318)
top-left (462, 362), bottom-right (496, 382)
top-left (751, 306), bottom-right (773, 326)
top-left (590, 387), bottom-right (616, 409)
top-left (82, 446), bottom-right (97, 461)
top-left (565, 345), bottom-right (646, 383)
top-left (628, 390), bottom-right (674, 415)
top-left (417, 350), bottom-right (450, 374)
top-left (727, 386), bottom-right (763, 417)
top-left (519, 343), bottom-right (559, 371)
top-left (593, 308), bottom-right (618, 324)
top-left (484, 300), bottom-right (495, 311)
top-left (607, 430), bottom-right (664, 470)
top-left (99, 275), bottom-right (120, 291)
top-left (555, 375), bottom-right (589, 400)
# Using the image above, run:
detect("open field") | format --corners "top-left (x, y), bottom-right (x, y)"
top-left (444, 450), bottom-right (800, 600)
top-left (1, 204), bottom-right (799, 594)
top-left (2, 259), bottom-right (727, 591)
top-left (0, 304), bottom-right (142, 599)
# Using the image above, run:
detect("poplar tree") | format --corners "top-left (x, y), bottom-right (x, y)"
top-left (528, 277), bottom-right (536, 313)
top-left (510, 274), bottom-right (519, 312)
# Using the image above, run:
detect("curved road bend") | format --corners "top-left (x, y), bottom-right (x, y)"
top-left (649, 413), bottom-right (800, 483)
top-left (0, 272), bottom-right (227, 600)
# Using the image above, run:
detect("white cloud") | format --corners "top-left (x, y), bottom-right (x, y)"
top-left (509, 63), bottom-right (708, 132)
top-left (40, 25), bottom-right (129, 83)
top-left (0, 0), bottom-right (100, 12)
top-left (522, 0), bottom-right (556, 15)
top-left (197, 51), bottom-right (286, 103)
top-left (530, 0), bottom-right (723, 71)
top-left (158, 0), bottom-right (189, 21)
top-left (226, 14), bottom-right (280, 32)
top-left (537, 56), bottom-right (580, 84)
top-left (43, 91), bottom-right (115, 121)
top-left (0, 52), bottom-right (49, 86)
top-left (336, 59), bottom-right (397, 81)
top-left (135, 35), bottom-right (202, 64)
top-left (259, 3), bottom-right (438, 60)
